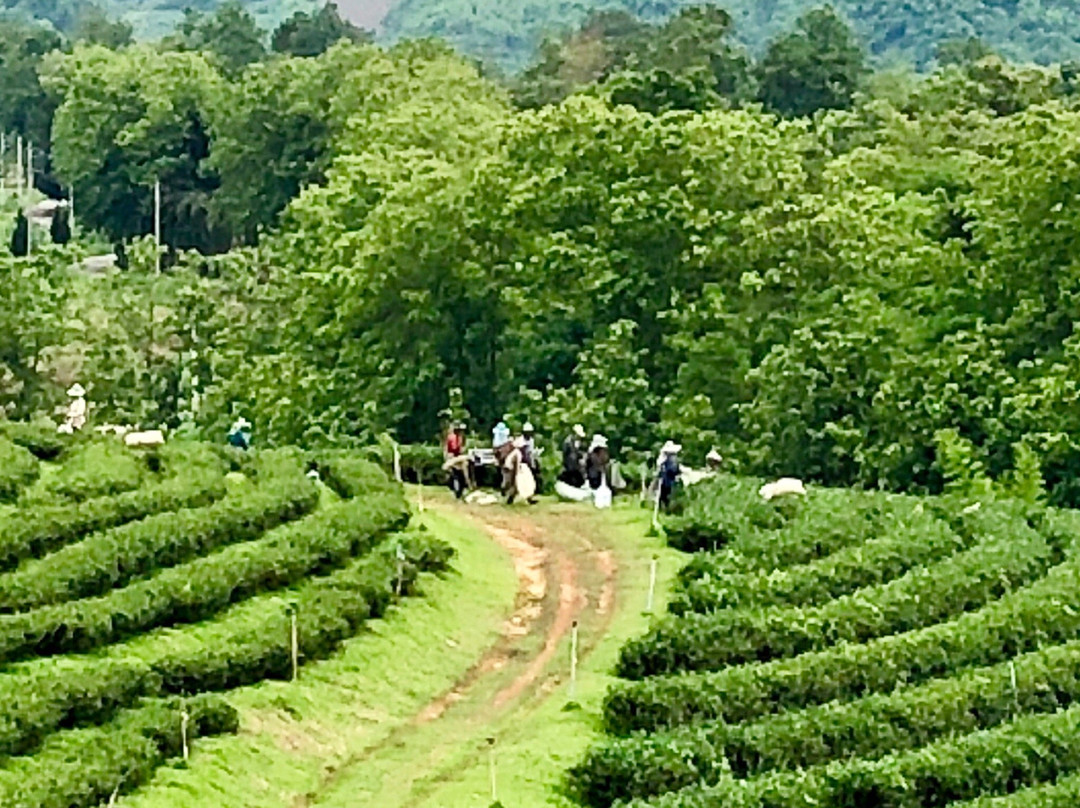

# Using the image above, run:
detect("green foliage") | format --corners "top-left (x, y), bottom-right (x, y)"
top-left (0, 20), bottom-right (61, 146)
top-left (630, 704), bottom-right (1080, 807)
top-left (44, 45), bottom-right (230, 251)
top-left (618, 516), bottom-right (1057, 678)
top-left (271, 2), bottom-right (370, 56)
top-left (0, 474), bottom-right (407, 663)
top-left (755, 6), bottom-right (867, 117)
top-left (169, 1), bottom-right (268, 76)
top-left (382, 0), bottom-right (1080, 72)
top-left (0, 436), bottom-right (39, 501)
top-left (572, 638), bottom-right (1080, 805)
top-left (669, 508), bottom-right (968, 614)
top-left (35, 440), bottom-right (144, 502)
top-left (0, 695), bottom-right (237, 808)
top-left (0, 456), bottom-right (317, 610)
top-left (0, 466), bottom-right (225, 570)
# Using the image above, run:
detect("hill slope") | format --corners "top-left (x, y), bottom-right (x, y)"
top-left (379, 0), bottom-right (1080, 71)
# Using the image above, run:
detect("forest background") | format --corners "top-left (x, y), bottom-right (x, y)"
top-left (4, 0), bottom-right (1080, 503)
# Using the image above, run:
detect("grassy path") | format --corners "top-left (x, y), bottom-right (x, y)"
top-left (122, 491), bottom-right (681, 808)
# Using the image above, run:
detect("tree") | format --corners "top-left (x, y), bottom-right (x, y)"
top-left (10, 212), bottom-right (28, 257)
top-left (172, 1), bottom-right (267, 76)
top-left (936, 36), bottom-right (995, 67)
top-left (207, 43), bottom-right (378, 242)
top-left (50, 206), bottom-right (71, 244)
top-left (271, 3), bottom-right (370, 57)
top-left (45, 45), bottom-right (230, 252)
top-left (756, 6), bottom-right (867, 118)
top-left (0, 21), bottom-right (62, 148)
top-left (72, 6), bottom-right (133, 48)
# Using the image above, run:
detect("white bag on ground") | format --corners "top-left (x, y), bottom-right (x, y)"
top-left (593, 476), bottom-right (612, 509)
top-left (555, 481), bottom-right (593, 502)
top-left (515, 463), bottom-right (536, 501)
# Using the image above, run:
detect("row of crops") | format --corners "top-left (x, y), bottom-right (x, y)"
top-left (568, 475), bottom-right (1080, 808)
top-left (0, 426), bottom-right (453, 807)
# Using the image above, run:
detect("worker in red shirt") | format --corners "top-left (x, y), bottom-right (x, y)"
top-left (444, 422), bottom-right (471, 499)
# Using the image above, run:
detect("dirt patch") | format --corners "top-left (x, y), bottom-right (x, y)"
top-left (596, 550), bottom-right (617, 616)
top-left (493, 552), bottom-right (583, 708)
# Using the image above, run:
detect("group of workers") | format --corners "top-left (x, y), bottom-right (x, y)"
top-left (444, 418), bottom-right (711, 511)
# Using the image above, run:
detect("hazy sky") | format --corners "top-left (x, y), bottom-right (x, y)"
top-left (334, 0), bottom-right (395, 30)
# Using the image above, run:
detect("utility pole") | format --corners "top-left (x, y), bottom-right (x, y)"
top-left (15, 136), bottom-right (22, 200)
top-left (154, 180), bottom-right (161, 274)
top-left (26, 142), bottom-right (32, 255)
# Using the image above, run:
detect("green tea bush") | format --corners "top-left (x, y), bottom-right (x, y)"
top-left (0, 470), bottom-right (226, 570)
top-left (570, 639), bottom-right (1080, 806)
top-left (603, 546), bottom-right (1080, 735)
top-left (0, 462), bottom-right (317, 610)
top-left (0, 694), bottom-right (237, 808)
top-left (37, 440), bottom-right (143, 502)
top-left (669, 507), bottom-right (966, 614)
top-left (0, 483), bottom-right (409, 662)
top-left (0, 437), bottom-right (39, 502)
top-left (0, 419), bottom-right (67, 460)
top-left (618, 512), bottom-right (1058, 677)
top-left (634, 704), bottom-right (1080, 808)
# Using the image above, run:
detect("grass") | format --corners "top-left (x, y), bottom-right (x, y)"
top-left (120, 503), bottom-right (517, 808)
top-left (314, 498), bottom-right (683, 808)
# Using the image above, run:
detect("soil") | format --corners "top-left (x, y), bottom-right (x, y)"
top-left (294, 499), bottom-right (619, 807)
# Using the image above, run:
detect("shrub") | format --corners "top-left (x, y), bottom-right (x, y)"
top-left (0, 470), bottom-right (227, 570)
top-left (0, 419), bottom-right (67, 460)
top-left (603, 544), bottom-right (1080, 735)
top-left (0, 694), bottom-right (237, 808)
top-left (0, 461), bottom-right (317, 611)
top-left (618, 510), bottom-right (1058, 678)
top-left (0, 657), bottom-right (158, 757)
top-left (0, 437), bottom-right (39, 502)
top-left (635, 704), bottom-right (1080, 808)
top-left (571, 639), bottom-right (1080, 806)
top-left (0, 484), bottom-right (409, 662)
top-left (36, 440), bottom-right (143, 502)
top-left (669, 507), bottom-right (966, 614)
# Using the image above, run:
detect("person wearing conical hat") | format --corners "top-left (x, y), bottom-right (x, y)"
top-left (586, 434), bottom-right (610, 491)
top-left (65, 383), bottom-right (87, 432)
top-left (657, 440), bottom-right (683, 511)
top-left (521, 422), bottom-right (541, 503)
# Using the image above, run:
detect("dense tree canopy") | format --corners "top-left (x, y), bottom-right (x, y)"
top-left (382, 0), bottom-right (1080, 71)
top-left (11, 2), bottom-right (1080, 509)
top-left (271, 3), bottom-right (370, 57)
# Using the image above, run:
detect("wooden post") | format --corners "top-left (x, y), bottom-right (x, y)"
top-left (569, 620), bottom-right (579, 700)
top-left (180, 709), bottom-right (190, 762)
top-left (646, 555), bottom-right (658, 614)
top-left (395, 543), bottom-right (405, 598)
top-left (288, 605), bottom-right (299, 681)
top-left (417, 468), bottom-right (425, 513)
top-left (392, 442), bottom-right (402, 482)
top-left (487, 736), bottom-right (498, 803)
top-left (651, 479), bottom-right (662, 531)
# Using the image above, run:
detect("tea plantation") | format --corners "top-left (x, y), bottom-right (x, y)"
top-left (568, 476), bottom-right (1080, 808)
top-left (0, 428), bottom-right (452, 807)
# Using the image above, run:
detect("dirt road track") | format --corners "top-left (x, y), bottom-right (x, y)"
top-left (295, 501), bottom-right (619, 807)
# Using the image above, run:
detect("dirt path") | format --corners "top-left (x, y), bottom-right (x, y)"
top-left (296, 501), bottom-right (619, 808)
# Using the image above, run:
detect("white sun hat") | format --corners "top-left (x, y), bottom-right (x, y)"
top-left (523, 422), bottom-right (535, 433)
top-left (573, 424), bottom-right (586, 438)
top-left (67, 384), bottom-right (86, 398)
top-left (707, 449), bottom-right (723, 463)
top-left (661, 440), bottom-right (683, 455)
top-left (590, 434), bottom-right (608, 451)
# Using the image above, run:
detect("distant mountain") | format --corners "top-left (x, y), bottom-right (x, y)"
top-left (4, 0), bottom-right (323, 40)
top-left (378, 0), bottom-right (1080, 71)
top-left (105, 0), bottom-right (321, 40)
